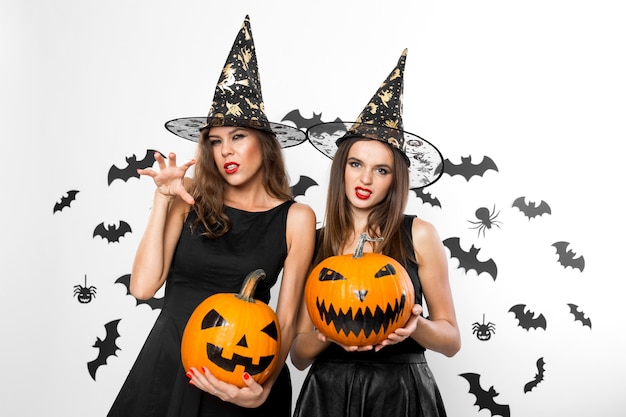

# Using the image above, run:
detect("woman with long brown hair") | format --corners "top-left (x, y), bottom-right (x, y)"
top-left (108, 16), bottom-right (315, 417)
top-left (291, 50), bottom-right (460, 417)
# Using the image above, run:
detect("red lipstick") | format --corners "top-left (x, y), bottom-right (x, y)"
top-left (224, 162), bottom-right (239, 174)
top-left (355, 187), bottom-right (371, 200)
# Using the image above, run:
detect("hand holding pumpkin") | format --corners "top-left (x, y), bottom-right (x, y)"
top-left (186, 365), bottom-right (268, 408)
top-left (372, 304), bottom-right (423, 352)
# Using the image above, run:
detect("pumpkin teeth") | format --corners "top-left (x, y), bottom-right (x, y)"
top-left (206, 343), bottom-right (275, 376)
top-left (314, 294), bottom-right (407, 339)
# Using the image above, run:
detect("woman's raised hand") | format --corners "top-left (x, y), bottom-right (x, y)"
top-left (137, 151), bottom-right (196, 204)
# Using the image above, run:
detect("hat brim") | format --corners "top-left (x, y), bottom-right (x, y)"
top-left (165, 117), bottom-right (307, 149)
top-left (307, 121), bottom-right (444, 189)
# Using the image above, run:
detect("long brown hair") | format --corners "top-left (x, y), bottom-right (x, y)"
top-left (315, 137), bottom-right (412, 265)
top-left (190, 127), bottom-right (292, 238)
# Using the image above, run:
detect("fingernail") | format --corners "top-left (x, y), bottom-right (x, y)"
top-left (186, 372), bottom-right (192, 379)
top-left (243, 372), bottom-right (250, 380)
top-left (189, 368), bottom-right (195, 375)
top-left (202, 367), bottom-right (208, 374)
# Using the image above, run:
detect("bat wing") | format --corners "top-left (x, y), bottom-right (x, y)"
top-left (93, 222), bottom-right (108, 240)
top-left (115, 274), bottom-right (164, 310)
top-left (87, 319), bottom-right (121, 380)
top-left (53, 190), bottom-right (79, 213)
top-left (314, 118), bottom-right (347, 136)
top-left (134, 149), bottom-right (162, 170)
top-left (290, 175), bottom-right (318, 198)
top-left (460, 373), bottom-right (510, 417)
top-left (567, 303), bottom-right (592, 328)
top-left (117, 220), bottom-right (133, 238)
top-left (534, 200), bottom-right (552, 217)
top-left (107, 161), bottom-right (135, 185)
top-left (410, 188), bottom-right (442, 208)
top-left (524, 357), bottom-right (546, 393)
top-left (474, 255), bottom-right (498, 280)
top-left (476, 156), bottom-right (499, 175)
top-left (114, 274), bottom-right (132, 295)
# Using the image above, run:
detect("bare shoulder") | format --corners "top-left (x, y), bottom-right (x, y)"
top-left (410, 216), bottom-right (440, 242)
top-left (286, 202), bottom-right (316, 244)
top-left (287, 201), bottom-right (316, 223)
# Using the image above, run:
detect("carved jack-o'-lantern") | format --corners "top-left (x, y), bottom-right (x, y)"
top-left (305, 234), bottom-right (415, 346)
top-left (181, 269), bottom-right (280, 387)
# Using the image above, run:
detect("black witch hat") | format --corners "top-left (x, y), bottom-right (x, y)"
top-left (165, 15), bottom-right (306, 148)
top-left (307, 49), bottom-right (443, 188)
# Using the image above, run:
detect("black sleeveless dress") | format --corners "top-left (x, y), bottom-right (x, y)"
top-left (293, 215), bottom-right (447, 417)
top-left (108, 201), bottom-right (295, 417)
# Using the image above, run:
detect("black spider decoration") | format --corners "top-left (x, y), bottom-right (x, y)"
top-left (74, 275), bottom-right (97, 304)
top-left (472, 314), bottom-right (496, 341)
top-left (468, 206), bottom-right (502, 237)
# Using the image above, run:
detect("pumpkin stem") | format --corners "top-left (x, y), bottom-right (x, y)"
top-left (237, 269), bottom-right (266, 302)
top-left (353, 233), bottom-right (384, 259)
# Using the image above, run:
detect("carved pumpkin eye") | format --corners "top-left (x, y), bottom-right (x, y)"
top-left (318, 267), bottom-right (346, 281)
top-left (375, 263), bottom-right (396, 278)
top-left (261, 321), bottom-right (279, 341)
top-left (201, 309), bottom-right (228, 329)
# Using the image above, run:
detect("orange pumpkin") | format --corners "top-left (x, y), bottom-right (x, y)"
top-left (305, 233), bottom-right (415, 346)
top-left (181, 269), bottom-right (280, 387)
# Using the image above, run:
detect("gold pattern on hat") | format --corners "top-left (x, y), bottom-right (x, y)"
top-left (164, 15), bottom-right (307, 147)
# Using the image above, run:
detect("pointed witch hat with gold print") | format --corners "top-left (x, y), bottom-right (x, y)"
top-left (307, 49), bottom-right (444, 188)
top-left (165, 15), bottom-right (306, 148)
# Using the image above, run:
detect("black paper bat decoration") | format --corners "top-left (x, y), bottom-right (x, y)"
top-left (512, 196), bottom-right (551, 219)
top-left (281, 109), bottom-right (342, 130)
top-left (443, 155), bottom-right (498, 180)
top-left (115, 274), bottom-right (163, 310)
top-left (53, 190), bottom-right (79, 213)
top-left (93, 221), bottom-right (132, 243)
top-left (552, 241), bottom-right (585, 272)
top-left (567, 303), bottom-right (592, 329)
top-left (443, 237), bottom-right (497, 280)
top-left (87, 319), bottom-right (121, 380)
top-left (290, 175), bottom-right (319, 198)
top-left (508, 304), bottom-right (547, 331)
top-left (410, 187), bottom-right (442, 208)
top-left (524, 357), bottom-right (546, 393)
top-left (108, 149), bottom-right (163, 185)
top-left (460, 373), bottom-right (510, 417)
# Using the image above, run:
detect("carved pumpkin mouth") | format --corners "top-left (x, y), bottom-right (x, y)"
top-left (206, 343), bottom-right (275, 376)
top-left (313, 293), bottom-right (407, 339)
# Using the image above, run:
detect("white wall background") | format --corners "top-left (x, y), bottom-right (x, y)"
top-left (2, 0), bottom-right (625, 415)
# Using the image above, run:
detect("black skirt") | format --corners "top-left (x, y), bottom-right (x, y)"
top-left (293, 351), bottom-right (447, 417)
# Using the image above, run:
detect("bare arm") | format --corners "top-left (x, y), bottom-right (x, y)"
top-left (129, 152), bottom-right (195, 300)
top-left (408, 217), bottom-right (461, 357)
top-left (269, 202), bottom-right (317, 380)
top-left (289, 296), bottom-right (332, 370)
